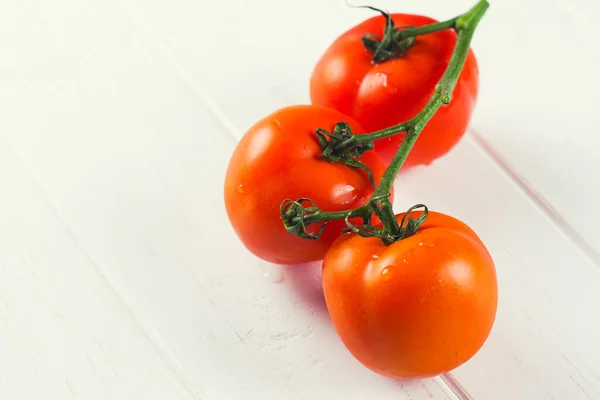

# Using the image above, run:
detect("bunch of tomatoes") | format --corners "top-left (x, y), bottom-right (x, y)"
top-left (224, 0), bottom-right (498, 381)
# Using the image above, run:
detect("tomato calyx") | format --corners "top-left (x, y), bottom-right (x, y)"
top-left (316, 122), bottom-right (376, 187)
top-left (358, 6), bottom-right (416, 63)
top-left (358, 2), bottom-right (485, 64)
top-left (345, 203), bottom-right (429, 245)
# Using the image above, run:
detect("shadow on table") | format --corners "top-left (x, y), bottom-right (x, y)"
top-left (281, 261), bottom-right (330, 322)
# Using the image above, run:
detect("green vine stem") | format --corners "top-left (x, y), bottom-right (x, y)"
top-left (281, 0), bottom-right (489, 244)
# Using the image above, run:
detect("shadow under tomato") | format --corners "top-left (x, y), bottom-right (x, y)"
top-left (281, 261), bottom-right (330, 321)
top-left (281, 262), bottom-right (446, 391)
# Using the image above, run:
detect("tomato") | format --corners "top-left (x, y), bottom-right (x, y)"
top-left (310, 13), bottom-right (479, 168)
top-left (224, 105), bottom-right (388, 265)
top-left (322, 210), bottom-right (497, 378)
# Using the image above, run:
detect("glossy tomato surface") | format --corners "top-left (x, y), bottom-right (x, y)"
top-left (224, 105), bottom-right (388, 265)
top-left (310, 13), bottom-right (479, 168)
top-left (322, 211), bottom-right (497, 378)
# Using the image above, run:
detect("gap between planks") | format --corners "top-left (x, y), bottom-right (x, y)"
top-left (467, 131), bottom-right (600, 271)
top-left (0, 131), bottom-right (204, 400)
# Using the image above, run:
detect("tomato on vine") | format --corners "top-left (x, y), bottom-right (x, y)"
top-left (310, 8), bottom-right (479, 168)
top-left (224, 0), bottom-right (494, 380)
top-left (224, 105), bottom-right (388, 265)
top-left (322, 209), bottom-right (498, 378)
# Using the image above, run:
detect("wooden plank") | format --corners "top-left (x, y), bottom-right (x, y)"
top-left (0, 142), bottom-right (195, 399)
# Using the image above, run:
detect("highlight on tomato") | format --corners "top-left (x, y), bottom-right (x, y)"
top-left (224, 105), bottom-right (388, 265)
top-left (310, 9), bottom-right (479, 168)
top-left (322, 209), bottom-right (497, 378)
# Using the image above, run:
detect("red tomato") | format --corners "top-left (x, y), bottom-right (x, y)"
top-left (310, 13), bottom-right (479, 168)
top-left (322, 210), bottom-right (497, 378)
top-left (224, 105), bottom-right (388, 265)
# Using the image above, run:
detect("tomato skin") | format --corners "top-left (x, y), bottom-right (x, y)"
top-left (322, 211), bottom-right (497, 378)
top-left (224, 105), bottom-right (388, 265)
top-left (310, 14), bottom-right (479, 168)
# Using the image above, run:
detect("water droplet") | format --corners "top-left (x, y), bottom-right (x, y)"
top-left (402, 258), bottom-right (408, 263)
top-left (258, 262), bottom-right (284, 283)
top-left (418, 242), bottom-right (424, 247)
top-left (381, 266), bottom-right (396, 282)
top-left (237, 184), bottom-right (245, 193)
top-left (263, 271), bottom-right (284, 284)
top-left (371, 254), bottom-right (379, 260)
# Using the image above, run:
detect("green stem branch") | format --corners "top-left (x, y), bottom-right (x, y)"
top-left (281, 0), bottom-right (489, 244)
top-left (398, 19), bottom-right (456, 37)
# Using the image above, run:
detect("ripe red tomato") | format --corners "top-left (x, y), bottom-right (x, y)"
top-left (224, 105), bottom-right (388, 265)
top-left (322, 210), bottom-right (497, 378)
top-left (310, 13), bottom-right (479, 168)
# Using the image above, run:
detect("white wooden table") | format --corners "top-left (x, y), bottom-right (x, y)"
top-left (1, 0), bottom-right (599, 398)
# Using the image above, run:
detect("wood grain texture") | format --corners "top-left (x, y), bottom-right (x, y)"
top-left (1, 0), bottom-right (599, 398)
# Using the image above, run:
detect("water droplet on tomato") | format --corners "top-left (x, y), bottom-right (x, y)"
top-left (371, 254), bottom-right (379, 260)
top-left (237, 184), bottom-right (245, 193)
top-left (418, 242), bottom-right (424, 247)
top-left (381, 266), bottom-right (396, 281)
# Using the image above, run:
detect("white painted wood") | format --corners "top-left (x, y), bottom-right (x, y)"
top-left (2, 0), bottom-right (600, 399)
top-left (466, 0), bottom-right (600, 263)
top-left (0, 143), bottom-right (196, 399)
